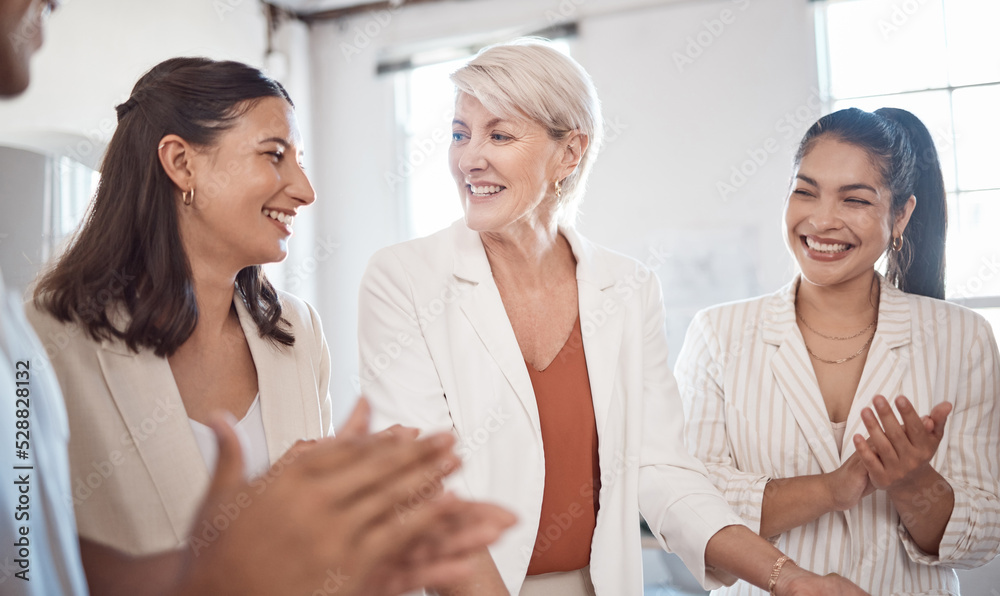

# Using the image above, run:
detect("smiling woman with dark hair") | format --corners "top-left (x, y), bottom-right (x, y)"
top-left (28, 55), bottom-right (330, 555)
top-left (22, 57), bottom-right (521, 596)
top-left (677, 107), bottom-right (1000, 595)
top-left (36, 57), bottom-right (300, 357)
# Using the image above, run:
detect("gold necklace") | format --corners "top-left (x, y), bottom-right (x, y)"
top-left (804, 327), bottom-right (876, 364)
top-left (797, 312), bottom-right (877, 340)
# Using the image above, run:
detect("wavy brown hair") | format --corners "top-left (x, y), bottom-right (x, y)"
top-left (34, 57), bottom-right (296, 356)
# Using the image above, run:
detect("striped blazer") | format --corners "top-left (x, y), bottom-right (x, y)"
top-left (675, 276), bottom-right (1000, 596)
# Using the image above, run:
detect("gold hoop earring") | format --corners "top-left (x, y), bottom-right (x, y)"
top-left (182, 188), bottom-right (195, 206)
top-left (554, 179), bottom-right (563, 200)
top-left (891, 234), bottom-right (903, 252)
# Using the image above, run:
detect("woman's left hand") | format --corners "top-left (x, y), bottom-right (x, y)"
top-left (854, 395), bottom-right (952, 492)
top-left (778, 570), bottom-right (871, 596)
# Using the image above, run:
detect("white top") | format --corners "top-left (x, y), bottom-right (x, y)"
top-left (0, 271), bottom-right (88, 596)
top-left (189, 393), bottom-right (270, 479)
top-left (831, 420), bottom-right (848, 456)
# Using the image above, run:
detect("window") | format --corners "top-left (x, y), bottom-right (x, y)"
top-left (54, 156), bottom-right (100, 245)
top-left (394, 38), bottom-right (572, 239)
top-left (818, 0), bottom-right (1000, 331)
top-left (393, 56), bottom-right (469, 239)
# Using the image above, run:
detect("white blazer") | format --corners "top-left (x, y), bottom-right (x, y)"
top-left (27, 291), bottom-right (333, 555)
top-left (358, 220), bottom-right (747, 595)
top-left (675, 276), bottom-right (1000, 596)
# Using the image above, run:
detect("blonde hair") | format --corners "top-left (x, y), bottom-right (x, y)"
top-left (450, 38), bottom-right (603, 225)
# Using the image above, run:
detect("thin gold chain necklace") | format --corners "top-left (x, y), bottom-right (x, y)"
top-left (797, 312), bottom-right (877, 340)
top-left (804, 326), bottom-right (876, 364)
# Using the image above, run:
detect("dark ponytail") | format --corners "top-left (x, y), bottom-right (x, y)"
top-left (875, 108), bottom-right (947, 299)
top-left (793, 107), bottom-right (947, 299)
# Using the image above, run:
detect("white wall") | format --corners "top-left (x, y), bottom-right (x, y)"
top-left (305, 0), bottom-right (820, 420)
top-left (0, 0), bottom-right (819, 423)
top-left (0, 0), bottom-right (322, 318)
top-left (0, 0), bottom-right (272, 304)
top-left (573, 0), bottom-right (818, 351)
top-left (0, 147), bottom-right (48, 291)
top-left (0, 0), bottom-right (269, 168)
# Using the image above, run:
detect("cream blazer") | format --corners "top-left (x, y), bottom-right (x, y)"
top-left (676, 276), bottom-right (1000, 596)
top-left (358, 221), bottom-right (747, 595)
top-left (27, 290), bottom-right (332, 555)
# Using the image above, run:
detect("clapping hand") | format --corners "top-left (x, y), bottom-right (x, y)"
top-left (853, 395), bottom-right (952, 493)
top-left (826, 451), bottom-right (876, 511)
top-left (182, 398), bottom-right (515, 596)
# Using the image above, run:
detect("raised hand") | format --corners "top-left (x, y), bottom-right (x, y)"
top-left (852, 395), bottom-right (954, 554)
top-left (853, 395), bottom-right (951, 492)
top-left (179, 398), bottom-right (515, 596)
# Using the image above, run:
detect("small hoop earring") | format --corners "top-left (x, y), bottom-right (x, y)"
top-left (554, 179), bottom-right (563, 200)
top-left (891, 234), bottom-right (903, 252)
top-left (182, 188), bottom-right (195, 206)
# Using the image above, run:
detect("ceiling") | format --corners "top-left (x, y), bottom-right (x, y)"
top-left (267, 0), bottom-right (401, 15)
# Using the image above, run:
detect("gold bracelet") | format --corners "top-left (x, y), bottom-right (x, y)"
top-left (768, 555), bottom-right (793, 595)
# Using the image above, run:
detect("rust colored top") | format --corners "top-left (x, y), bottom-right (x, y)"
top-left (525, 315), bottom-right (601, 575)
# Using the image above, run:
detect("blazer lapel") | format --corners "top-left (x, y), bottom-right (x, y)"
top-left (564, 228), bottom-right (623, 436)
top-left (764, 280), bottom-right (842, 474)
top-left (96, 340), bottom-right (207, 544)
top-left (233, 297), bottom-right (319, 463)
top-left (841, 279), bottom-right (912, 459)
top-left (450, 224), bottom-right (627, 436)
top-left (453, 224), bottom-right (542, 433)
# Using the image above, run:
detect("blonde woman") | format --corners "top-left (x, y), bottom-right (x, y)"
top-left (359, 39), bottom-right (868, 596)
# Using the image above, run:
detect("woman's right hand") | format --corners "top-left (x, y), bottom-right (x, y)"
top-left (825, 451), bottom-right (876, 511)
top-left (776, 566), bottom-right (870, 595)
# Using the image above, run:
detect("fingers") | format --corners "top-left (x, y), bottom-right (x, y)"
top-left (349, 491), bottom-right (462, 577)
top-left (206, 412), bottom-right (244, 493)
top-left (401, 559), bottom-right (479, 595)
top-left (332, 432), bottom-right (458, 505)
top-left (282, 438), bottom-right (319, 461)
top-left (309, 433), bottom-right (458, 540)
top-left (893, 396), bottom-right (951, 449)
top-left (853, 433), bottom-right (885, 479)
top-left (422, 502), bottom-right (517, 558)
top-left (921, 415), bottom-right (935, 433)
top-left (872, 395), bottom-right (909, 449)
top-left (893, 396), bottom-right (929, 446)
top-left (378, 424), bottom-right (420, 440)
top-left (337, 444), bottom-right (459, 530)
top-left (358, 494), bottom-right (514, 589)
top-left (861, 398), bottom-right (899, 466)
top-left (338, 397), bottom-right (372, 439)
top-left (844, 450), bottom-right (864, 466)
top-left (928, 401), bottom-right (953, 439)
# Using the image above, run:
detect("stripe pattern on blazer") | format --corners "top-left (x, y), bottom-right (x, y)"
top-left (676, 276), bottom-right (1000, 596)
